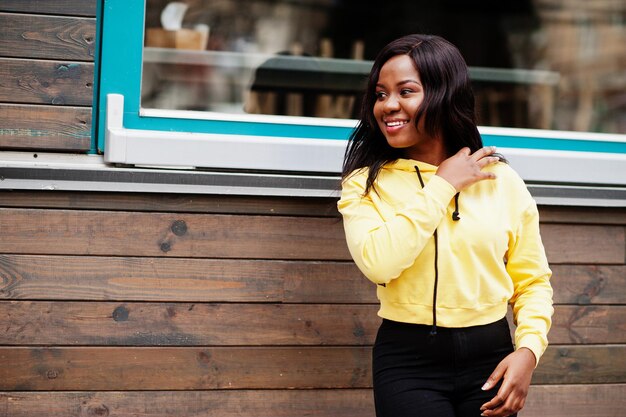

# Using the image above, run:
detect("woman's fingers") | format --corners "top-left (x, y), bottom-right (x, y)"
top-left (477, 156), bottom-right (500, 168)
top-left (436, 146), bottom-right (499, 191)
top-left (471, 146), bottom-right (497, 162)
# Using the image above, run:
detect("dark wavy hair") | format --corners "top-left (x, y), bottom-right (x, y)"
top-left (342, 34), bottom-right (487, 194)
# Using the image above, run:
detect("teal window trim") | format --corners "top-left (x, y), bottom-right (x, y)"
top-left (97, 0), bottom-right (626, 156)
top-left (90, 0), bottom-right (104, 153)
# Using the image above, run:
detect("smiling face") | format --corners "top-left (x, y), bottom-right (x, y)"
top-left (373, 54), bottom-right (444, 163)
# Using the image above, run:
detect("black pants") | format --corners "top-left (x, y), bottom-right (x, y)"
top-left (373, 317), bottom-right (516, 417)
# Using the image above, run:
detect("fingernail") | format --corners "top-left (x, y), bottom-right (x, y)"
top-left (481, 383), bottom-right (489, 390)
top-left (491, 146), bottom-right (497, 152)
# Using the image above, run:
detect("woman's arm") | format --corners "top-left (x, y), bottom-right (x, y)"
top-left (481, 198), bottom-right (554, 417)
top-left (338, 173), bottom-right (456, 284)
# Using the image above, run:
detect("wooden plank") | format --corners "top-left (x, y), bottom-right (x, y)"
top-left (550, 305), bottom-right (626, 344)
top-left (0, 209), bottom-right (351, 260)
top-left (1, 209), bottom-right (623, 262)
top-left (521, 384), bottom-right (626, 417)
top-left (0, 1), bottom-right (96, 17)
top-left (0, 258), bottom-right (623, 306)
top-left (0, 255), bottom-right (373, 303)
top-left (2, 301), bottom-right (623, 346)
top-left (0, 191), bottom-right (342, 217)
top-left (0, 58), bottom-right (93, 105)
top-left (1, 191), bottom-right (623, 225)
top-left (0, 347), bottom-right (373, 390)
top-left (0, 13), bottom-right (95, 61)
top-left (541, 223), bottom-right (625, 264)
top-left (539, 206), bottom-right (626, 225)
top-left (0, 302), bottom-right (380, 346)
top-left (551, 264), bottom-right (626, 305)
top-left (1, 385), bottom-right (623, 417)
top-left (0, 104), bottom-right (91, 151)
top-left (534, 345), bottom-right (626, 384)
top-left (0, 390), bottom-right (375, 417)
top-left (0, 255), bottom-right (287, 302)
top-left (0, 345), bottom-right (623, 390)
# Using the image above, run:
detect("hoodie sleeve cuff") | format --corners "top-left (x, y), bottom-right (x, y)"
top-left (516, 334), bottom-right (547, 367)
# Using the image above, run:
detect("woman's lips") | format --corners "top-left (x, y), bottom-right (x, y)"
top-left (383, 119), bottom-right (409, 133)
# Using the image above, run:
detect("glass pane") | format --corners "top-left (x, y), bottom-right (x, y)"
top-left (141, 0), bottom-right (625, 133)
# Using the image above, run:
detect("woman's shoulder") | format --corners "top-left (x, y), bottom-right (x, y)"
top-left (342, 167), bottom-right (370, 189)
top-left (340, 167), bottom-right (370, 199)
top-left (489, 161), bottom-right (535, 206)
top-left (490, 161), bottom-right (524, 184)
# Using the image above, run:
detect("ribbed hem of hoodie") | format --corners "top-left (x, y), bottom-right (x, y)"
top-left (377, 301), bottom-right (509, 335)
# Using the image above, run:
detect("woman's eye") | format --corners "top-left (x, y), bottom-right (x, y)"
top-left (400, 89), bottom-right (413, 95)
top-left (375, 91), bottom-right (387, 99)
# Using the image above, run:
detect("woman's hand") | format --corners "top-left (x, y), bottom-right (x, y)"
top-left (479, 348), bottom-right (536, 417)
top-left (436, 146), bottom-right (500, 191)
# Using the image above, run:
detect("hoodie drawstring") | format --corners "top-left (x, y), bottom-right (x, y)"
top-left (452, 193), bottom-right (460, 221)
top-left (414, 166), bottom-right (461, 336)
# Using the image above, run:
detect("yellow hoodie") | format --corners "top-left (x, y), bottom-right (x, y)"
top-left (338, 159), bottom-right (553, 364)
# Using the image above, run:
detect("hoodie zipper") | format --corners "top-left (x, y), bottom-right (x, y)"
top-left (414, 165), bottom-right (438, 335)
top-left (414, 166), bottom-right (460, 336)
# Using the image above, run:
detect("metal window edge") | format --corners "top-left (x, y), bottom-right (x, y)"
top-left (1, 152), bottom-right (625, 206)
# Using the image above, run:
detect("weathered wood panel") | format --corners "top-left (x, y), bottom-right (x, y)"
top-left (551, 264), bottom-right (626, 305)
top-left (0, 1), bottom-right (96, 17)
top-left (534, 345), bottom-right (626, 384)
top-left (0, 209), bottom-right (624, 263)
top-left (0, 347), bottom-right (373, 390)
top-left (1, 385), bottom-right (623, 417)
top-left (549, 305), bottom-right (626, 344)
top-left (0, 255), bottom-right (371, 303)
top-left (0, 191), bottom-right (342, 217)
top-left (0, 13), bottom-right (95, 61)
top-left (1, 301), bottom-right (624, 346)
top-left (540, 223), bottom-right (624, 264)
top-left (0, 59), bottom-right (93, 105)
top-left (0, 302), bottom-right (379, 346)
top-left (0, 345), bottom-right (623, 390)
top-left (0, 209), bottom-right (351, 260)
top-left (522, 384), bottom-right (626, 417)
top-left (538, 206), bottom-right (626, 225)
top-left (0, 104), bottom-right (91, 150)
top-left (2, 390), bottom-right (375, 417)
top-left (1, 255), bottom-right (623, 304)
top-left (1, 192), bottom-right (624, 224)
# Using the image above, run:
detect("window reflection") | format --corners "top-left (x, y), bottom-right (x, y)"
top-left (141, 0), bottom-right (625, 133)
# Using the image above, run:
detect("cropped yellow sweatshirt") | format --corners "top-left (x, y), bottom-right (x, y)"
top-left (338, 159), bottom-right (553, 364)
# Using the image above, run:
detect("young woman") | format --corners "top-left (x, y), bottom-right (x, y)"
top-left (337, 34), bottom-right (553, 417)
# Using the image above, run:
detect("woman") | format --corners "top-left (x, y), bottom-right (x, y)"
top-left (337, 34), bottom-right (553, 417)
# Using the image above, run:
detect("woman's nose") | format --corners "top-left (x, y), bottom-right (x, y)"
top-left (383, 95), bottom-right (400, 112)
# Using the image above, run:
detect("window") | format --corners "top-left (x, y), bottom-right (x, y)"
top-left (140, 0), bottom-right (625, 133)
top-left (95, 0), bottom-right (626, 200)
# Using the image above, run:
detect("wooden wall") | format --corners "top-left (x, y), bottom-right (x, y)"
top-left (0, 1), bottom-right (625, 416)
top-left (0, 2), bottom-right (96, 151)
top-left (0, 192), bottom-right (624, 416)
